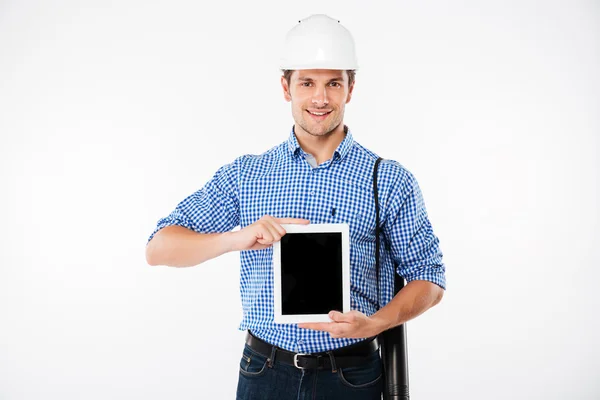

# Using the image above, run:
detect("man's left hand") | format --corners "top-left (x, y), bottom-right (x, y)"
top-left (297, 310), bottom-right (386, 339)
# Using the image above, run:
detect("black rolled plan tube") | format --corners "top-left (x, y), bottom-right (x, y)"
top-left (381, 274), bottom-right (409, 400)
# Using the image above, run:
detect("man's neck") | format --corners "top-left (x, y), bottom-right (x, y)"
top-left (294, 124), bottom-right (346, 165)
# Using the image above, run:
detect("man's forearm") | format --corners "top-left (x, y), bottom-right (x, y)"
top-left (370, 279), bottom-right (444, 334)
top-left (145, 225), bottom-right (236, 267)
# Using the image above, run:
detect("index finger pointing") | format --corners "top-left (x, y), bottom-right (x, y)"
top-left (298, 322), bottom-right (333, 331)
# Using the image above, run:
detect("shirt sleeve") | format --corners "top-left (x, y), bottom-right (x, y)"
top-left (382, 169), bottom-right (446, 290)
top-left (146, 157), bottom-right (242, 245)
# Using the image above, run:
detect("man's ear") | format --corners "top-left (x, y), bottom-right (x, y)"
top-left (346, 81), bottom-right (355, 104)
top-left (281, 76), bottom-right (292, 102)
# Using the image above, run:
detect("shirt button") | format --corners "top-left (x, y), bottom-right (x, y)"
top-left (298, 339), bottom-right (304, 345)
top-left (309, 191), bottom-right (314, 196)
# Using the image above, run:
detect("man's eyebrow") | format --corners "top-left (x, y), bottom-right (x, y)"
top-left (298, 76), bottom-right (344, 82)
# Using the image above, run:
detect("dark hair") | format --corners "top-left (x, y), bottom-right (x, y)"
top-left (281, 69), bottom-right (356, 88)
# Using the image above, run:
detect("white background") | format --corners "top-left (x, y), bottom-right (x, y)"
top-left (1, 1), bottom-right (598, 399)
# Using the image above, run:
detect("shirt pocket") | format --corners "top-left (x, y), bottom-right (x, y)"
top-left (329, 182), bottom-right (376, 243)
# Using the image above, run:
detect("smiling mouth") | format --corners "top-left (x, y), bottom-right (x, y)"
top-left (306, 110), bottom-right (332, 120)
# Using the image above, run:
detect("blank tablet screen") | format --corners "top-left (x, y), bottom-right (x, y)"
top-left (280, 232), bottom-right (343, 315)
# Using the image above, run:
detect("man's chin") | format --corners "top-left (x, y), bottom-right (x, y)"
top-left (300, 123), bottom-right (335, 137)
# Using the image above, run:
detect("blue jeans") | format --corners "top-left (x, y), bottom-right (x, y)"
top-left (236, 342), bottom-right (383, 400)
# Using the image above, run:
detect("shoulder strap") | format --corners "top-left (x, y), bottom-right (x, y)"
top-left (374, 157), bottom-right (411, 398)
top-left (374, 157), bottom-right (383, 310)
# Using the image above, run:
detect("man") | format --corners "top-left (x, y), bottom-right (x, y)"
top-left (145, 14), bottom-right (446, 400)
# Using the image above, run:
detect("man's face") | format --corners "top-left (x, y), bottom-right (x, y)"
top-left (281, 69), bottom-right (354, 137)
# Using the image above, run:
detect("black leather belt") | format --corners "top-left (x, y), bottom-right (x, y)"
top-left (245, 330), bottom-right (379, 370)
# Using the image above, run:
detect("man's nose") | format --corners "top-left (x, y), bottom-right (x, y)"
top-left (311, 87), bottom-right (329, 106)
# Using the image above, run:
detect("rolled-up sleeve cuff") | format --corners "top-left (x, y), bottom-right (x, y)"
top-left (398, 264), bottom-right (446, 291)
top-left (146, 216), bottom-right (195, 245)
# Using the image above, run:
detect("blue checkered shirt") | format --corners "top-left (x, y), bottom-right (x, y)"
top-left (147, 125), bottom-right (446, 353)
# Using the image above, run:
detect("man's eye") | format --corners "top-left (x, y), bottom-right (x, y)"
top-left (300, 82), bottom-right (340, 87)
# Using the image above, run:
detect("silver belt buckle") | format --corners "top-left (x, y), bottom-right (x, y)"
top-left (293, 353), bottom-right (308, 369)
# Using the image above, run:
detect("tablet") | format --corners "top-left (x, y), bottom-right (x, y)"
top-left (273, 223), bottom-right (350, 324)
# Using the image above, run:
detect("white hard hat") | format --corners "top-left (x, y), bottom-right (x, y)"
top-left (279, 14), bottom-right (359, 70)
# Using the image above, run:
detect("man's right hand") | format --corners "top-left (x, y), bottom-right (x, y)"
top-left (228, 215), bottom-right (310, 251)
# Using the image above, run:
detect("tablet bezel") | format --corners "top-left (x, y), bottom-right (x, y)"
top-left (273, 223), bottom-right (350, 324)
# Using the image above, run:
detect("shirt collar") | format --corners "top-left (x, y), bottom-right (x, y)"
top-left (286, 124), bottom-right (354, 162)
